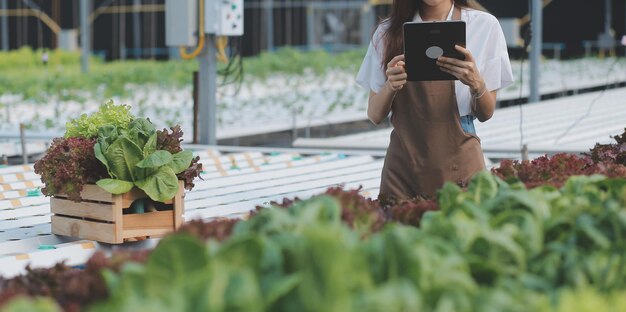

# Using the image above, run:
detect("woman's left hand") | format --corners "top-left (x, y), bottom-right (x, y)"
top-left (437, 45), bottom-right (484, 94)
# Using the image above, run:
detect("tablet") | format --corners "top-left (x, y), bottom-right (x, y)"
top-left (403, 20), bottom-right (466, 81)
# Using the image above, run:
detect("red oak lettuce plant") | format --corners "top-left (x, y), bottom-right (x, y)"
top-left (34, 137), bottom-right (108, 202)
top-left (492, 129), bottom-right (626, 188)
top-left (156, 125), bottom-right (202, 191)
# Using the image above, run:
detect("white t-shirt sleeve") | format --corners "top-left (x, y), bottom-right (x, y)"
top-left (356, 24), bottom-right (388, 94)
top-left (482, 17), bottom-right (515, 92)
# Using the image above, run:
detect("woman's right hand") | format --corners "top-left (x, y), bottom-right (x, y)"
top-left (386, 55), bottom-right (407, 91)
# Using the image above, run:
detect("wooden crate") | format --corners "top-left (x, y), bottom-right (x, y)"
top-left (51, 181), bottom-right (184, 244)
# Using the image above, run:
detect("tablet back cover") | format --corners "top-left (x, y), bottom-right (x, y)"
top-left (403, 21), bottom-right (466, 81)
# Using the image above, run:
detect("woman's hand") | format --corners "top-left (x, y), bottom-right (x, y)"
top-left (386, 55), bottom-right (407, 91)
top-left (438, 45), bottom-right (496, 122)
top-left (436, 45), bottom-right (485, 94)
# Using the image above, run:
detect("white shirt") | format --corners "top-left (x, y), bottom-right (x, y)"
top-left (356, 7), bottom-right (514, 117)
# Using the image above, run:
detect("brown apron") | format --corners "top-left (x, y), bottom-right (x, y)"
top-left (379, 7), bottom-right (485, 200)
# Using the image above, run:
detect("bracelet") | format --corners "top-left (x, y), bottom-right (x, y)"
top-left (472, 83), bottom-right (488, 99)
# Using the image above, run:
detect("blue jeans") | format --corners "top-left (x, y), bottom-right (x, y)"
top-left (460, 115), bottom-right (476, 135)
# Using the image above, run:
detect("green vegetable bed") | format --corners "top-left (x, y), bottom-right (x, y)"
top-left (4, 171), bottom-right (626, 311)
top-left (0, 47), bottom-right (364, 102)
top-left (3, 132), bottom-right (626, 311)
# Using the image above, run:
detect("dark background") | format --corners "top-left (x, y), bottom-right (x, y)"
top-left (0, 0), bottom-right (624, 59)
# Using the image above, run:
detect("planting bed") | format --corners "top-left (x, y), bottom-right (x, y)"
top-left (1, 129), bottom-right (626, 311)
top-left (1, 48), bottom-right (624, 142)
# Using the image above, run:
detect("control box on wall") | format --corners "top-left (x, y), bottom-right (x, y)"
top-left (165, 0), bottom-right (198, 47)
top-left (165, 0), bottom-right (243, 48)
top-left (206, 0), bottom-right (244, 36)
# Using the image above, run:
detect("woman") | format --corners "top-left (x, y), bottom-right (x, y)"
top-left (356, 0), bottom-right (514, 200)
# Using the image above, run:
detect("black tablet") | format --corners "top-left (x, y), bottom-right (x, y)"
top-left (403, 21), bottom-right (466, 81)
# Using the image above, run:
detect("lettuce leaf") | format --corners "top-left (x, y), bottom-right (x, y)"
top-left (168, 151), bottom-right (194, 174)
top-left (96, 179), bottom-right (135, 195)
top-left (136, 150), bottom-right (173, 169)
top-left (105, 137), bottom-right (143, 181)
top-left (135, 166), bottom-right (180, 202)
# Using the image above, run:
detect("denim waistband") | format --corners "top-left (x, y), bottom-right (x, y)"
top-left (460, 115), bottom-right (476, 135)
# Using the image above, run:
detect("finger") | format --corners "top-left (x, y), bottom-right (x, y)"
top-left (437, 57), bottom-right (471, 69)
top-left (391, 80), bottom-right (407, 89)
top-left (396, 61), bottom-right (405, 68)
top-left (455, 45), bottom-right (474, 62)
top-left (438, 66), bottom-right (462, 80)
top-left (388, 54), bottom-right (405, 68)
top-left (392, 65), bottom-right (406, 73)
top-left (389, 79), bottom-right (406, 86)
top-left (438, 64), bottom-right (467, 77)
top-left (387, 66), bottom-right (406, 76)
top-left (389, 74), bottom-right (407, 83)
top-left (392, 73), bottom-right (407, 81)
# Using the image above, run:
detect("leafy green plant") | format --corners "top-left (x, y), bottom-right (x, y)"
top-left (0, 47), bottom-right (366, 103)
top-left (17, 129), bottom-right (626, 310)
top-left (35, 100), bottom-right (200, 202)
top-left (93, 118), bottom-right (194, 202)
top-left (0, 297), bottom-right (62, 312)
top-left (0, 251), bottom-right (149, 311)
top-left (64, 100), bottom-right (135, 139)
top-left (5, 172), bottom-right (626, 311)
top-left (155, 125), bottom-right (202, 190)
top-left (554, 287), bottom-right (626, 312)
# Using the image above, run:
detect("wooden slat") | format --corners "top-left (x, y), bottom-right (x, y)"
top-left (120, 188), bottom-right (175, 207)
top-left (51, 215), bottom-right (117, 244)
top-left (121, 188), bottom-right (148, 208)
top-left (50, 198), bottom-right (114, 222)
top-left (54, 185), bottom-right (113, 203)
top-left (123, 228), bottom-right (172, 239)
top-left (123, 211), bottom-right (173, 230)
top-left (113, 192), bottom-right (123, 243)
top-left (173, 181), bottom-right (184, 230)
top-left (80, 185), bottom-right (113, 203)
